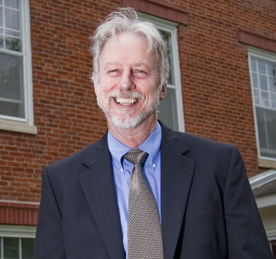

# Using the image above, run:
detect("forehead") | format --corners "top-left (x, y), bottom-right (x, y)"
top-left (100, 32), bottom-right (156, 64)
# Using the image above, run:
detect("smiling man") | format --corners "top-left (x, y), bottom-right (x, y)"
top-left (35, 7), bottom-right (273, 259)
top-left (94, 30), bottom-right (166, 147)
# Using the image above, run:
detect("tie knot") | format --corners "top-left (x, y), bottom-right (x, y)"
top-left (124, 149), bottom-right (148, 166)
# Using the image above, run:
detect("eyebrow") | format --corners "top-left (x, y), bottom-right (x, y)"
top-left (103, 62), bottom-right (150, 69)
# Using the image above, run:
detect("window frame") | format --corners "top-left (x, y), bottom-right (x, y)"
top-left (0, 0), bottom-right (36, 134)
top-left (248, 47), bottom-right (276, 165)
top-left (139, 13), bottom-right (185, 132)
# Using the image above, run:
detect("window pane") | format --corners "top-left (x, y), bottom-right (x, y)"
top-left (250, 56), bottom-right (257, 72)
top-left (272, 93), bottom-right (276, 109)
top-left (261, 91), bottom-right (270, 107)
top-left (22, 238), bottom-right (35, 259)
top-left (259, 74), bottom-right (268, 90)
top-left (254, 89), bottom-right (260, 105)
top-left (267, 60), bottom-right (275, 76)
top-left (5, 36), bottom-right (22, 51)
top-left (0, 100), bottom-right (24, 117)
top-left (252, 72), bottom-right (258, 88)
top-left (258, 59), bottom-right (266, 74)
top-left (256, 107), bottom-right (276, 159)
top-left (0, 52), bottom-right (25, 118)
top-left (6, 29), bottom-right (21, 37)
top-left (4, 237), bottom-right (19, 259)
top-left (0, 34), bottom-right (3, 48)
top-left (5, 8), bottom-right (20, 31)
top-left (6, 0), bottom-right (19, 9)
top-left (1, 0), bottom-right (22, 52)
top-left (269, 77), bottom-right (276, 92)
top-left (158, 88), bottom-right (179, 131)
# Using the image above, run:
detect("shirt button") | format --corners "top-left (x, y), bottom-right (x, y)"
top-left (153, 163), bottom-right (156, 168)
top-left (120, 168), bottom-right (123, 173)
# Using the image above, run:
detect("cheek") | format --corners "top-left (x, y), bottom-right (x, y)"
top-left (101, 79), bottom-right (119, 95)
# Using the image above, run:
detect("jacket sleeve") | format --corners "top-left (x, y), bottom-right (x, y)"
top-left (34, 168), bottom-right (66, 259)
top-left (223, 146), bottom-right (273, 259)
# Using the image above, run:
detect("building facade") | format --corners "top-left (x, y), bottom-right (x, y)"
top-left (0, 0), bottom-right (275, 257)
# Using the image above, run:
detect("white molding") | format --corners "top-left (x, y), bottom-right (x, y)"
top-left (0, 119), bottom-right (37, 134)
top-left (0, 200), bottom-right (40, 206)
top-left (258, 158), bottom-right (276, 168)
top-left (249, 47), bottom-right (276, 61)
top-left (267, 228), bottom-right (276, 241)
top-left (255, 194), bottom-right (276, 208)
top-left (170, 25), bottom-right (185, 132)
top-left (0, 225), bottom-right (36, 238)
top-left (22, 0), bottom-right (35, 126)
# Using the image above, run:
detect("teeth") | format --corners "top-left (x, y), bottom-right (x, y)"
top-left (115, 98), bottom-right (137, 105)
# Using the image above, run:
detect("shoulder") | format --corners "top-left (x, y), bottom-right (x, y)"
top-left (161, 123), bottom-right (236, 155)
top-left (160, 123), bottom-right (243, 178)
top-left (44, 133), bottom-right (109, 177)
top-left (180, 131), bottom-right (235, 152)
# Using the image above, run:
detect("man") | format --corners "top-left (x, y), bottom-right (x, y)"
top-left (35, 7), bottom-right (273, 259)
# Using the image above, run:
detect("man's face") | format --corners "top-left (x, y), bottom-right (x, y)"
top-left (95, 32), bottom-right (165, 129)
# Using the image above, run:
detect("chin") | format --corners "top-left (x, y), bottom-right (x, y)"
top-left (109, 115), bottom-right (143, 129)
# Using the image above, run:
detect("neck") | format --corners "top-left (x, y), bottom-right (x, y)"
top-left (107, 115), bottom-right (158, 149)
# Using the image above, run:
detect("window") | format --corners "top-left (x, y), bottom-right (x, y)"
top-left (249, 49), bottom-right (276, 161)
top-left (0, 225), bottom-right (35, 259)
top-left (0, 0), bottom-right (36, 134)
top-left (0, 237), bottom-right (34, 259)
top-left (140, 14), bottom-right (184, 132)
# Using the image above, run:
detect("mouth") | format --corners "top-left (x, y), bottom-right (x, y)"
top-left (115, 97), bottom-right (138, 105)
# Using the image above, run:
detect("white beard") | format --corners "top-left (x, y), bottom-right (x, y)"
top-left (96, 89), bottom-right (160, 129)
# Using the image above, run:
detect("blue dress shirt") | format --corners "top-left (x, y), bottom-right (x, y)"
top-left (107, 122), bottom-right (162, 256)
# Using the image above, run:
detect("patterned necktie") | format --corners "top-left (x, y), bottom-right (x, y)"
top-left (124, 149), bottom-right (164, 259)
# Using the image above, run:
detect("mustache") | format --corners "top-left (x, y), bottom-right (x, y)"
top-left (107, 90), bottom-right (145, 100)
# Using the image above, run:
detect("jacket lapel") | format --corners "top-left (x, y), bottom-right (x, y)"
top-left (161, 125), bottom-right (195, 259)
top-left (78, 135), bottom-right (125, 259)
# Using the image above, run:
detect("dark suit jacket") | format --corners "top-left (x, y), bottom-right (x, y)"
top-left (35, 124), bottom-right (273, 259)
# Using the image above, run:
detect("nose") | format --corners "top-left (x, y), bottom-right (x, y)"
top-left (119, 68), bottom-right (134, 90)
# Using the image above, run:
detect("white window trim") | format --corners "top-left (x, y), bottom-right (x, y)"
top-left (139, 14), bottom-right (185, 132)
top-left (248, 47), bottom-right (276, 163)
top-left (0, 0), bottom-right (36, 134)
top-left (0, 225), bottom-right (36, 238)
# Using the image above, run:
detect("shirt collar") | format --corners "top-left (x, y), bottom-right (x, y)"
top-left (107, 122), bottom-right (162, 165)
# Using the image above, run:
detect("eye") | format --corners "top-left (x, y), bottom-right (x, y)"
top-left (133, 69), bottom-right (147, 77)
top-left (108, 69), bottom-right (121, 76)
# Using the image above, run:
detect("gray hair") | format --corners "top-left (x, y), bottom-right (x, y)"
top-left (90, 7), bottom-right (169, 89)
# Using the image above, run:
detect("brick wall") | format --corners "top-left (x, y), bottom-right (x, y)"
top-left (176, 1), bottom-right (276, 177)
top-left (0, 0), bottom-right (276, 225)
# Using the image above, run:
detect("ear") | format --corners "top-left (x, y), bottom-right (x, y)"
top-left (159, 84), bottom-right (167, 101)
